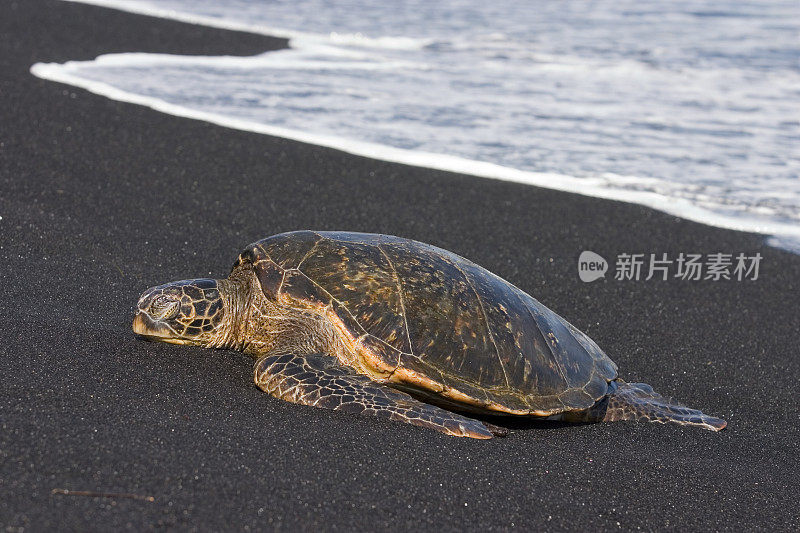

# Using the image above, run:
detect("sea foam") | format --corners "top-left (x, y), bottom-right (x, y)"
top-left (36, 0), bottom-right (800, 250)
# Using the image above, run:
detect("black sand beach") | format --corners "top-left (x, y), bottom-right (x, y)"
top-left (1, 1), bottom-right (798, 530)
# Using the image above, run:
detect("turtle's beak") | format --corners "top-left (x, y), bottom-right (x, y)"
top-left (132, 311), bottom-right (154, 336)
top-left (132, 311), bottom-right (189, 345)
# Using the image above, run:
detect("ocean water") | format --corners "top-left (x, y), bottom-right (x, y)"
top-left (33, 0), bottom-right (800, 247)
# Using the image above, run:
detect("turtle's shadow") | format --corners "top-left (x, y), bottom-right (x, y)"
top-left (403, 389), bottom-right (590, 432)
top-left (469, 413), bottom-right (585, 432)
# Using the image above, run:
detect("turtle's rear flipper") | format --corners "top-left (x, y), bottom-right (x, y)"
top-left (566, 380), bottom-right (727, 431)
top-left (254, 352), bottom-right (504, 439)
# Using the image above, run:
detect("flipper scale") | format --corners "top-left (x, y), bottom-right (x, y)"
top-left (254, 353), bottom-right (506, 439)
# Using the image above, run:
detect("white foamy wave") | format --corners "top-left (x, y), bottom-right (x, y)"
top-left (30, 57), bottom-right (800, 244)
top-left (326, 33), bottom-right (433, 51)
top-left (42, 0), bottom-right (800, 252)
top-left (77, 50), bottom-right (428, 72)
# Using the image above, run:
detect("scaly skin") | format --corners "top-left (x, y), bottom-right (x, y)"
top-left (133, 278), bottom-right (225, 345)
top-left (562, 381), bottom-right (727, 431)
top-left (254, 352), bottom-right (507, 438)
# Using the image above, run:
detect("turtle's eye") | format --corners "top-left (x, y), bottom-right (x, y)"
top-left (149, 295), bottom-right (180, 320)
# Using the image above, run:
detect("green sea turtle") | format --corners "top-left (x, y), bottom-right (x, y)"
top-left (133, 231), bottom-right (726, 438)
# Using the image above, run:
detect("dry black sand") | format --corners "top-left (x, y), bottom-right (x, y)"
top-left (1, 1), bottom-right (799, 530)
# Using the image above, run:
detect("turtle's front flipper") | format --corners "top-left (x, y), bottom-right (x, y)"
top-left (254, 353), bottom-right (506, 439)
top-left (566, 380), bottom-right (727, 431)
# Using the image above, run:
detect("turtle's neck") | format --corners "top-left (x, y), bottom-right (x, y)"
top-left (210, 270), bottom-right (256, 351)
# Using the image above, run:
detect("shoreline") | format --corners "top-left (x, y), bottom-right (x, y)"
top-left (2, 1), bottom-right (798, 530)
top-left (36, 1), bottom-right (800, 248)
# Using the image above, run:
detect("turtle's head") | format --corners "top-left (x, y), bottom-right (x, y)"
top-left (133, 279), bottom-right (226, 346)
